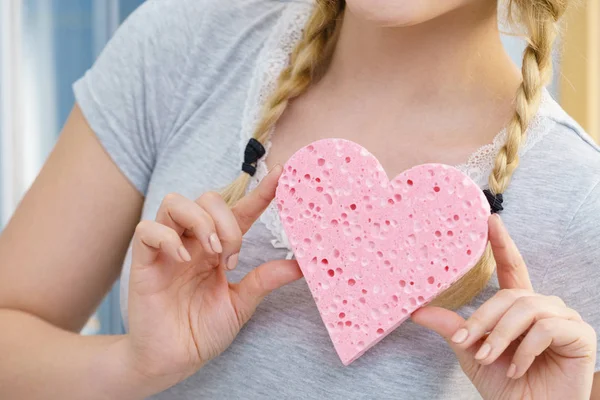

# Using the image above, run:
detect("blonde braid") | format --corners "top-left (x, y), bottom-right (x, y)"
top-left (489, 0), bottom-right (567, 193)
top-left (432, 0), bottom-right (568, 309)
top-left (221, 0), bottom-right (344, 205)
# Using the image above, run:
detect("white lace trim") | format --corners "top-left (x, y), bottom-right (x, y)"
top-left (242, 3), bottom-right (313, 258)
top-left (242, 3), bottom-right (560, 255)
top-left (455, 89), bottom-right (559, 187)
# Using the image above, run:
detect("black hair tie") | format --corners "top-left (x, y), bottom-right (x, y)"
top-left (483, 189), bottom-right (504, 214)
top-left (242, 138), bottom-right (266, 177)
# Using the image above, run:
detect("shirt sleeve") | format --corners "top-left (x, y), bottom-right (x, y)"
top-left (73, 0), bottom-right (190, 194)
top-left (540, 179), bottom-right (600, 371)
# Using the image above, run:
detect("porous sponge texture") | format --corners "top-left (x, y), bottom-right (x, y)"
top-left (276, 139), bottom-right (490, 365)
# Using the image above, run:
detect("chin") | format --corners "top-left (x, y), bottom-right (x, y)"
top-left (344, 0), bottom-right (475, 27)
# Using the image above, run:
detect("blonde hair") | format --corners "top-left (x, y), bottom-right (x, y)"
top-left (223, 0), bottom-right (567, 309)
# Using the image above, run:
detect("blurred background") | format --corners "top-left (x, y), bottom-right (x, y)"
top-left (0, 1), bottom-right (598, 335)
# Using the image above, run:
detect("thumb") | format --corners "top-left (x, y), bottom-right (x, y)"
top-left (412, 306), bottom-right (478, 367)
top-left (231, 165), bottom-right (283, 235)
top-left (488, 214), bottom-right (533, 291)
top-left (235, 259), bottom-right (303, 322)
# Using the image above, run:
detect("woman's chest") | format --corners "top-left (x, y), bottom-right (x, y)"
top-left (267, 100), bottom-right (499, 181)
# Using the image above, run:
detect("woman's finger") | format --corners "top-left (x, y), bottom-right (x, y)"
top-left (197, 191), bottom-right (243, 270)
top-left (472, 296), bottom-right (581, 365)
top-left (509, 318), bottom-right (597, 379)
top-left (411, 306), bottom-right (479, 369)
top-left (156, 193), bottom-right (222, 255)
top-left (451, 288), bottom-right (534, 349)
top-left (231, 164), bottom-right (282, 234)
top-left (233, 259), bottom-right (302, 325)
top-left (488, 214), bottom-right (533, 291)
top-left (133, 220), bottom-right (190, 266)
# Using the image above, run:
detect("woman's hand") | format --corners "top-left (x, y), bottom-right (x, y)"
top-left (412, 214), bottom-right (597, 400)
top-left (123, 165), bottom-right (301, 393)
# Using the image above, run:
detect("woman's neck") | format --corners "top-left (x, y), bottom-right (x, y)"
top-left (319, 2), bottom-right (521, 118)
top-left (269, 2), bottom-right (527, 174)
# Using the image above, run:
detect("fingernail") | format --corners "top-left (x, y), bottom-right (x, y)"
top-left (451, 328), bottom-right (469, 344)
top-left (475, 343), bottom-right (491, 360)
top-left (226, 253), bottom-right (239, 270)
top-left (209, 233), bottom-right (223, 254)
top-left (506, 363), bottom-right (517, 378)
top-left (269, 164), bottom-right (282, 174)
top-left (494, 213), bottom-right (503, 224)
top-left (178, 246), bottom-right (192, 262)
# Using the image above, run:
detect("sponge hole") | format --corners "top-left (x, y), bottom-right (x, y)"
top-left (348, 279), bottom-right (356, 286)
top-left (317, 158), bottom-right (325, 166)
top-left (376, 328), bottom-right (385, 335)
top-left (427, 276), bottom-right (435, 284)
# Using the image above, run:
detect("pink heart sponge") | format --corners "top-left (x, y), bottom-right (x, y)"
top-left (275, 139), bottom-right (490, 365)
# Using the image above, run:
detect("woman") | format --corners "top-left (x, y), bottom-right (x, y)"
top-left (0, 0), bottom-right (598, 398)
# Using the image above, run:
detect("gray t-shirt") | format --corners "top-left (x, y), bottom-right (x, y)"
top-left (73, 0), bottom-right (600, 398)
